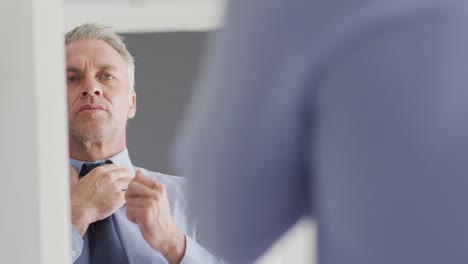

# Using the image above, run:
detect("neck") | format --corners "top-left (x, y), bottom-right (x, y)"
top-left (69, 134), bottom-right (126, 162)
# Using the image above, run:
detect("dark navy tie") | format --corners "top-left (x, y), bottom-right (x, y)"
top-left (75, 160), bottom-right (129, 264)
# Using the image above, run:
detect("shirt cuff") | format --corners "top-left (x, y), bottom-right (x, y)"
top-left (179, 235), bottom-right (226, 264)
top-left (71, 225), bottom-right (84, 262)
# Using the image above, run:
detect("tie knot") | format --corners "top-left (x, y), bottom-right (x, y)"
top-left (79, 160), bottom-right (113, 177)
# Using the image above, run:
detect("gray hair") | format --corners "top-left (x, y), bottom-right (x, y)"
top-left (65, 23), bottom-right (135, 89)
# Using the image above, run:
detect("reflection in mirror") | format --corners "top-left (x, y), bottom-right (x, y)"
top-left (63, 1), bottom-right (314, 263)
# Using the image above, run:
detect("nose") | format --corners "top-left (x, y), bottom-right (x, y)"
top-left (80, 77), bottom-right (102, 98)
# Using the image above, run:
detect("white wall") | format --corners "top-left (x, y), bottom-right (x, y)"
top-left (0, 0), bottom-right (70, 263)
top-left (64, 0), bottom-right (225, 33)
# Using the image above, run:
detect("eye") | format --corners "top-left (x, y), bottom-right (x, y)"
top-left (67, 75), bottom-right (80, 84)
top-left (101, 73), bottom-right (115, 81)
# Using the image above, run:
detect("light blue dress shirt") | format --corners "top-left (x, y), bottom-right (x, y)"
top-left (70, 149), bottom-right (219, 263)
top-left (175, 0), bottom-right (468, 263)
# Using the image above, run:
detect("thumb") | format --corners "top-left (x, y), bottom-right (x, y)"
top-left (70, 166), bottom-right (79, 186)
top-left (135, 169), bottom-right (145, 179)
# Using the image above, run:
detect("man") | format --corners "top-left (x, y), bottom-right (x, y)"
top-left (175, 0), bottom-right (468, 263)
top-left (66, 23), bottom-right (216, 264)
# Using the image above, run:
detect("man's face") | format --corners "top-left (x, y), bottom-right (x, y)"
top-left (66, 38), bottom-right (136, 143)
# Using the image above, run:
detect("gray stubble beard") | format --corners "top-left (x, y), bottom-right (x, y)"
top-left (69, 115), bottom-right (119, 144)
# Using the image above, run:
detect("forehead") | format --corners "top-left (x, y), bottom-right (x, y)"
top-left (66, 38), bottom-right (126, 70)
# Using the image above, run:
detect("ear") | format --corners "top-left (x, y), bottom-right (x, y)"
top-left (127, 90), bottom-right (137, 119)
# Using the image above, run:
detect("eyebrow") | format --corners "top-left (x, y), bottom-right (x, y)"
top-left (66, 65), bottom-right (118, 73)
top-left (66, 66), bottom-right (81, 73)
top-left (99, 65), bottom-right (118, 71)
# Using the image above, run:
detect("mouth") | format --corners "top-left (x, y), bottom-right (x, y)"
top-left (78, 104), bottom-right (105, 113)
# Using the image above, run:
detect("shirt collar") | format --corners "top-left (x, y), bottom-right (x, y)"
top-left (69, 148), bottom-right (134, 173)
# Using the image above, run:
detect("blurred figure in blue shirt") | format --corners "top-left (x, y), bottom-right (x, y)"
top-left (175, 0), bottom-right (468, 263)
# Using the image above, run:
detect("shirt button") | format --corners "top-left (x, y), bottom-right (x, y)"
top-left (71, 250), bottom-right (77, 257)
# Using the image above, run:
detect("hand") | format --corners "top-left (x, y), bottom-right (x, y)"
top-left (69, 164), bottom-right (133, 236)
top-left (125, 170), bottom-right (186, 264)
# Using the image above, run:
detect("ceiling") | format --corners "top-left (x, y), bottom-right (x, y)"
top-left (64, 0), bottom-right (225, 33)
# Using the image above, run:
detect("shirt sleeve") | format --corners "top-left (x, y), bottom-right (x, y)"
top-left (70, 225), bottom-right (84, 262)
top-left (179, 235), bottom-right (228, 264)
top-left (175, 0), bottom-right (468, 263)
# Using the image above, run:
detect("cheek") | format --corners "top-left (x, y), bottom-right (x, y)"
top-left (67, 90), bottom-right (80, 114)
top-left (67, 88), bottom-right (76, 103)
top-left (66, 97), bottom-right (75, 112)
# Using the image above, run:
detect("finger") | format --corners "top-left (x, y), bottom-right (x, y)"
top-left (126, 180), bottom-right (160, 198)
top-left (117, 177), bottom-right (133, 191)
top-left (135, 169), bottom-right (145, 178)
top-left (125, 197), bottom-right (153, 208)
top-left (87, 163), bottom-right (121, 173)
top-left (125, 180), bottom-right (147, 198)
top-left (89, 165), bottom-right (134, 181)
top-left (88, 164), bottom-right (130, 175)
top-left (125, 194), bottom-right (148, 206)
top-left (133, 170), bottom-right (162, 189)
top-left (126, 206), bottom-right (139, 223)
top-left (125, 205), bottom-right (153, 226)
top-left (70, 166), bottom-right (79, 186)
